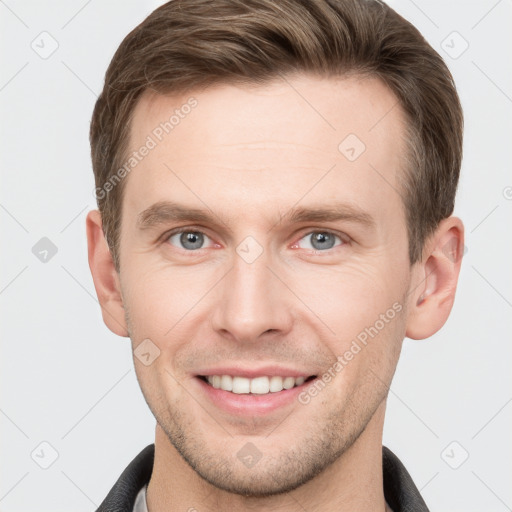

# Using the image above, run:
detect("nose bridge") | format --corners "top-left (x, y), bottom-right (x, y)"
top-left (211, 241), bottom-right (293, 341)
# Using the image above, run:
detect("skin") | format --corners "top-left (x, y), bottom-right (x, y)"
top-left (87, 73), bottom-right (464, 511)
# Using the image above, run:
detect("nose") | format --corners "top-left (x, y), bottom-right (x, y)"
top-left (210, 245), bottom-right (294, 343)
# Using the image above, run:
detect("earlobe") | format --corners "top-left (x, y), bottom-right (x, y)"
top-left (405, 216), bottom-right (464, 340)
top-left (86, 210), bottom-right (129, 337)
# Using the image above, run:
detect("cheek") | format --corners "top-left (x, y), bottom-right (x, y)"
top-left (292, 260), bottom-right (405, 337)
top-left (123, 262), bottom-right (214, 337)
top-left (291, 259), bottom-right (408, 390)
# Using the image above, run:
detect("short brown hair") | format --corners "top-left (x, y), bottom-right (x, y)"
top-left (90, 0), bottom-right (463, 272)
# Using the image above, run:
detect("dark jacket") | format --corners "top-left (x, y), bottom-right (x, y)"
top-left (95, 444), bottom-right (429, 511)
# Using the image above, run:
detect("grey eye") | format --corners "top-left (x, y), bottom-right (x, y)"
top-left (169, 231), bottom-right (206, 250)
top-left (297, 232), bottom-right (342, 251)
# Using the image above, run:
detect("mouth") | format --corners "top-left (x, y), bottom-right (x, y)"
top-left (197, 374), bottom-right (317, 395)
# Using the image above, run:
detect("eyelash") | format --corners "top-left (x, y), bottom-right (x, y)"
top-left (160, 227), bottom-right (348, 254)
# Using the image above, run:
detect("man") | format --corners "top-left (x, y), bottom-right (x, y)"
top-left (86, 0), bottom-right (464, 510)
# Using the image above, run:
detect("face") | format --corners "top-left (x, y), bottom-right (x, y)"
top-left (118, 74), bottom-right (413, 495)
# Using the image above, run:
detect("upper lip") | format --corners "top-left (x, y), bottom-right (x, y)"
top-left (195, 365), bottom-right (317, 379)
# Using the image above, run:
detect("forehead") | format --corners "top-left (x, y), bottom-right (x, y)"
top-left (124, 74), bottom-right (407, 227)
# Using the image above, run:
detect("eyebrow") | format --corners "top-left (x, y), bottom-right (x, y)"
top-left (136, 200), bottom-right (376, 231)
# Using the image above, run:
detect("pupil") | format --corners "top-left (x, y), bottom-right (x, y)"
top-left (180, 232), bottom-right (203, 250)
top-left (311, 232), bottom-right (334, 250)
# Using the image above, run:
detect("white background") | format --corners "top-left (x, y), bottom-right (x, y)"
top-left (0, 1), bottom-right (511, 511)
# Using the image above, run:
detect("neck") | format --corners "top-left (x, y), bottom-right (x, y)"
top-left (147, 401), bottom-right (389, 512)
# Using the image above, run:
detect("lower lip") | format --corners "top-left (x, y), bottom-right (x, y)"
top-left (195, 376), bottom-right (315, 416)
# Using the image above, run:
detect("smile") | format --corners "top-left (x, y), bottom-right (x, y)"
top-left (200, 374), bottom-right (316, 394)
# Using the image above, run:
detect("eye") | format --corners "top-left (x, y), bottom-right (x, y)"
top-left (166, 230), bottom-right (213, 251)
top-left (294, 231), bottom-right (344, 251)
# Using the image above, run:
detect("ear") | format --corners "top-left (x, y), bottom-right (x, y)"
top-left (405, 216), bottom-right (465, 340)
top-left (86, 209), bottom-right (129, 337)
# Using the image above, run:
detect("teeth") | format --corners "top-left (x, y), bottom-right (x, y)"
top-left (233, 376), bottom-right (251, 394)
top-left (220, 375), bottom-right (232, 391)
top-left (205, 375), bottom-right (310, 394)
top-left (250, 376), bottom-right (269, 394)
top-left (269, 376), bottom-right (284, 392)
top-left (283, 376), bottom-right (295, 389)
